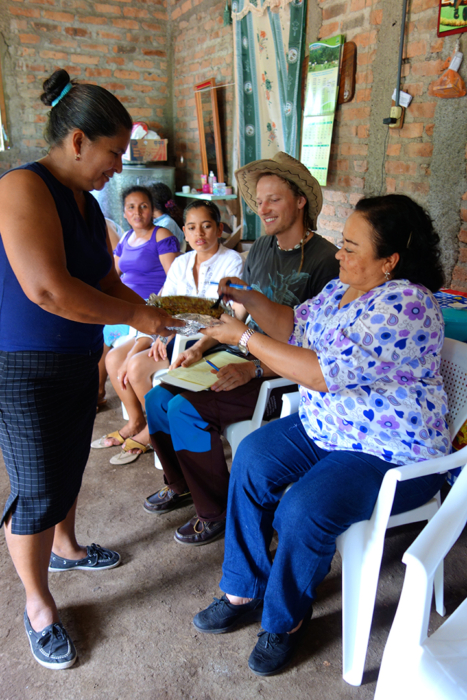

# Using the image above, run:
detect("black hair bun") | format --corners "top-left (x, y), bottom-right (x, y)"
top-left (41, 69), bottom-right (71, 107)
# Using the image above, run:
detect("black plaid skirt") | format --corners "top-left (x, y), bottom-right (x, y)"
top-left (0, 350), bottom-right (100, 534)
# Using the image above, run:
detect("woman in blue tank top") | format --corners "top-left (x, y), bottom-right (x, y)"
top-left (0, 69), bottom-right (184, 671)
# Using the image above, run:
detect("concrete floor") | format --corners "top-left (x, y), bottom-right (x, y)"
top-left (1, 383), bottom-right (466, 700)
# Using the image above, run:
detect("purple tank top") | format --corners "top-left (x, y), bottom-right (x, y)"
top-left (113, 227), bottom-right (180, 300)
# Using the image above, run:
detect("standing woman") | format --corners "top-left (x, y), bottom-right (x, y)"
top-left (0, 69), bottom-right (182, 670)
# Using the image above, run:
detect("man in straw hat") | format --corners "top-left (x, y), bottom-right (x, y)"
top-left (142, 152), bottom-right (339, 545)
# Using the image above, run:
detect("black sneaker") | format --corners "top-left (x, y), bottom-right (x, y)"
top-left (143, 486), bottom-right (192, 514)
top-left (247, 608), bottom-right (312, 676)
top-left (24, 611), bottom-right (77, 670)
top-left (193, 594), bottom-right (263, 634)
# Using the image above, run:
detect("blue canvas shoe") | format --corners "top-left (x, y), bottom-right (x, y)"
top-left (24, 611), bottom-right (77, 670)
top-left (48, 543), bottom-right (120, 572)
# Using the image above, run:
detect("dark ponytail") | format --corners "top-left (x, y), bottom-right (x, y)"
top-left (149, 182), bottom-right (184, 229)
top-left (41, 69), bottom-right (132, 147)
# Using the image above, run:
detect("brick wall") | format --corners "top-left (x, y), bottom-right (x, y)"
top-left (315, 0), bottom-right (467, 290)
top-left (170, 0), bottom-right (234, 199)
top-left (1, 0), bottom-right (467, 287)
top-left (0, 0), bottom-right (171, 174)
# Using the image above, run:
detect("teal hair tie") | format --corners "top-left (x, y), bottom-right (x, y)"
top-left (51, 82), bottom-right (72, 108)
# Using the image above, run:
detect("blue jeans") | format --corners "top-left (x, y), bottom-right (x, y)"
top-left (220, 414), bottom-right (446, 634)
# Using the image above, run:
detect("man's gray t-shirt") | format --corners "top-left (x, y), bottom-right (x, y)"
top-left (243, 233), bottom-right (339, 310)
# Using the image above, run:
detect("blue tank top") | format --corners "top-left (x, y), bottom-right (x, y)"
top-left (0, 162), bottom-right (112, 353)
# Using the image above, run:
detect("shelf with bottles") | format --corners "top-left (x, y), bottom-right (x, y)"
top-left (175, 192), bottom-right (238, 200)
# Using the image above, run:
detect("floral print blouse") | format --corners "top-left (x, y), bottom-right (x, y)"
top-left (289, 278), bottom-right (450, 465)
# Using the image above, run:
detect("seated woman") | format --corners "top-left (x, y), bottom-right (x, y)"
top-left (193, 194), bottom-right (449, 677)
top-left (96, 200), bottom-right (244, 464)
top-left (92, 185), bottom-right (179, 452)
top-left (150, 182), bottom-right (185, 249)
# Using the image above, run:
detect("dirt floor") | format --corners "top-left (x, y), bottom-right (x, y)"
top-left (1, 383), bottom-right (466, 700)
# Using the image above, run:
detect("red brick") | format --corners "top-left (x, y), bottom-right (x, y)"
top-left (350, 0), bottom-right (365, 10)
top-left (39, 50), bottom-right (68, 60)
top-left (319, 21), bottom-right (340, 39)
top-left (65, 27), bottom-right (89, 37)
top-left (98, 31), bottom-right (123, 39)
top-left (338, 176), bottom-right (365, 188)
top-left (411, 59), bottom-right (445, 77)
top-left (324, 190), bottom-right (348, 203)
top-left (431, 39), bottom-right (444, 53)
top-left (95, 3), bottom-right (121, 14)
top-left (354, 160), bottom-right (368, 173)
top-left (406, 40), bottom-right (427, 59)
top-left (71, 55), bottom-right (100, 65)
top-left (114, 69), bottom-right (140, 80)
top-left (353, 31), bottom-right (377, 49)
top-left (321, 204), bottom-right (336, 216)
top-left (342, 106), bottom-right (371, 121)
top-left (405, 82), bottom-right (425, 97)
top-left (340, 143), bottom-right (368, 156)
top-left (85, 68), bottom-right (112, 77)
top-left (385, 161), bottom-right (418, 176)
top-left (132, 84), bottom-right (153, 93)
top-left (356, 88), bottom-right (371, 102)
top-left (19, 34), bottom-right (40, 43)
top-left (405, 143), bottom-right (433, 158)
top-left (42, 10), bottom-right (75, 21)
top-left (102, 82), bottom-right (125, 91)
top-left (425, 123), bottom-right (435, 136)
top-left (386, 178), bottom-right (396, 193)
top-left (79, 16), bottom-right (108, 25)
top-left (112, 19), bottom-right (139, 28)
top-left (123, 7), bottom-right (149, 17)
top-left (399, 123), bottom-right (424, 138)
top-left (409, 102), bottom-right (436, 118)
top-left (386, 144), bottom-right (401, 156)
top-left (9, 6), bottom-right (41, 17)
top-left (357, 125), bottom-right (369, 139)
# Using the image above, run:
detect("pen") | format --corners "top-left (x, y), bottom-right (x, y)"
top-left (205, 359), bottom-right (220, 371)
top-left (209, 281), bottom-right (253, 291)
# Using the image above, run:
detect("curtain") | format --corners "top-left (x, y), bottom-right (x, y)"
top-left (232, 0), bottom-right (308, 239)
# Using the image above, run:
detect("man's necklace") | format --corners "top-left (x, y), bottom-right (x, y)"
top-left (276, 230), bottom-right (312, 252)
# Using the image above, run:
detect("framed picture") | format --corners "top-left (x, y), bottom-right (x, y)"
top-left (438, 0), bottom-right (467, 37)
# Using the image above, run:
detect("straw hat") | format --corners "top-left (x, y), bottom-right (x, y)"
top-left (235, 152), bottom-right (323, 229)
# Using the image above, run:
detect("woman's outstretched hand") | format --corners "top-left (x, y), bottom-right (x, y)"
top-left (202, 314), bottom-right (248, 347)
top-left (133, 307), bottom-right (185, 337)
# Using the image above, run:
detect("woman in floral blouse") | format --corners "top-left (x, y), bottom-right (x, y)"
top-left (191, 194), bottom-right (449, 677)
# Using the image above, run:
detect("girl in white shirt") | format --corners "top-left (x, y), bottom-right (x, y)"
top-left (94, 201), bottom-right (243, 464)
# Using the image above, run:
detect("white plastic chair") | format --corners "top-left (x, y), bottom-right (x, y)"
top-left (224, 377), bottom-right (297, 459)
top-left (280, 336), bottom-right (467, 686)
top-left (374, 464), bottom-right (467, 700)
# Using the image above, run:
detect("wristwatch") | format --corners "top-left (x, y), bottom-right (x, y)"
top-left (238, 328), bottom-right (256, 355)
top-left (252, 359), bottom-right (264, 378)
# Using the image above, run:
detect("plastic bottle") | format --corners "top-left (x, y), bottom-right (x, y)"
top-left (208, 171), bottom-right (216, 194)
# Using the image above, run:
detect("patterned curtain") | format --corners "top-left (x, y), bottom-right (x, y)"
top-left (232, 0), bottom-right (308, 239)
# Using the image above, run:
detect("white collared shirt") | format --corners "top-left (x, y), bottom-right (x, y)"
top-left (161, 244), bottom-right (243, 298)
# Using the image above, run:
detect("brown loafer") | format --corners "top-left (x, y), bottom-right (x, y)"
top-left (143, 486), bottom-right (192, 514)
top-left (174, 516), bottom-right (225, 546)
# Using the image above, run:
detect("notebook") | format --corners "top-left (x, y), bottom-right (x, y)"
top-left (161, 350), bottom-right (250, 392)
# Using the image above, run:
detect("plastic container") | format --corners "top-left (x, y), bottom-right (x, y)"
top-left (213, 182), bottom-right (226, 196)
